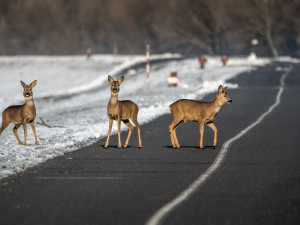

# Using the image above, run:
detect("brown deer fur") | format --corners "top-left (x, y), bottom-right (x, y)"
top-left (169, 85), bottom-right (232, 149)
top-left (0, 80), bottom-right (39, 145)
top-left (104, 75), bottom-right (142, 148)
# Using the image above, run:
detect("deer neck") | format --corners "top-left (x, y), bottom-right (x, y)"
top-left (25, 96), bottom-right (35, 108)
top-left (212, 96), bottom-right (223, 113)
top-left (109, 93), bottom-right (119, 106)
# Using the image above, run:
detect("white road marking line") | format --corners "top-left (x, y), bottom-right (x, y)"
top-left (145, 67), bottom-right (291, 225)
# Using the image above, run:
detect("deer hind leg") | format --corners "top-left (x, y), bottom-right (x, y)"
top-left (122, 119), bottom-right (133, 148)
top-left (199, 121), bottom-right (205, 149)
top-left (131, 116), bottom-right (142, 148)
top-left (30, 121), bottom-right (39, 145)
top-left (169, 119), bottom-right (178, 148)
top-left (206, 122), bottom-right (217, 149)
top-left (104, 118), bottom-right (113, 148)
top-left (13, 124), bottom-right (23, 145)
top-left (173, 120), bottom-right (185, 148)
top-left (169, 117), bottom-right (183, 148)
top-left (117, 117), bottom-right (122, 149)
top-left (23, 122), bottom-right (28, 146)
top-left (0, 119), bottom-right (10, 136)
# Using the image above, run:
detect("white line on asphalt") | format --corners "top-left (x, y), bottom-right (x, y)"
top-left (145, 67), bottom-right (291, 225)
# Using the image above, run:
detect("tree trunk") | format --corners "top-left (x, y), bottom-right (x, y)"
top-left (264, 0), bottom-right (279, 57)
top-left (206, 45), bottom-right (214, 55)
top-left (266, 29), bottom-right (279, 57)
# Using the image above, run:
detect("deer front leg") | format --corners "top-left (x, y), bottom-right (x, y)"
top-left (13, 124), bottom-right (23, 145)
top-left (23, 122), bottom-right (27, 146)
top-left (199, 121), bottom-right (205, 149)
top-left (117, 117), bottom-right (122, 149)
top-left (104, 118), bottom-right (113, 148)
top-left (30, 121), bottom-right (39, 145)
top-left (207, 123), bottom-right (217, 149)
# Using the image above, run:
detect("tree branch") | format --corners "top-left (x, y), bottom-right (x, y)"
top-left (36, 117), bottom-right (65, 128)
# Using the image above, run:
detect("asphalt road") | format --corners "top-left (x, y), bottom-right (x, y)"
top-left (0, 61), bottom-right (299, 225)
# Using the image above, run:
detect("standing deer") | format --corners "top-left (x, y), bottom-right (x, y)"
top-left (169, 85), bottom-right (232, 149)
top-left (0, 80), bottom-right (39, 145)
top-left (104, 75), bottom-right (142, 149)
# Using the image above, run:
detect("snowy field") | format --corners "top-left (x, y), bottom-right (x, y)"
top-left (0, 54), bottom-right (269, 179)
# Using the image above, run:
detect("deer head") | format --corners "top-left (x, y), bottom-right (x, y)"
top-left (108, 75), bottom-right (124, 94)
top-left (217, 85), bottom-right (232, 105)
top-left (21, 80), bottom-right (37, 99)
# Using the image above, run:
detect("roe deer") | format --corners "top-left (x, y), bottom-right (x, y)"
top-left (169, 85), bottom-right (232, 149)
top-left (0, 80), bottom-right (39, 145)
top-left (104, 75), bottom-right (142, 149)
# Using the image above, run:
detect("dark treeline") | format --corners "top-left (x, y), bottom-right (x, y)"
top-left (0, 0), bottom-right (299, 56)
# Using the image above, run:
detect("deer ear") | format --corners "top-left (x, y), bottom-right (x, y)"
top-left (20, 81), bottom-right (26, 88)
top-left (223, 86), bottom-right (228, 92)
top-left (218, 85), bottom-right (223, 93)
top-left (108, 75), bottom-right (114, 84)
top-left (117, 76), bottom-right (124, 85)
top-left (30, 80), bottom-right (37, 88)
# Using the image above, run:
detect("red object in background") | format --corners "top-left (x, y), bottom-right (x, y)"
top-left (198, 57), bottom-right (207, 69)
top-left (221, 56), bottom-right (228, 66)
top-left (167, 72), bottom-right (180, 87)
top-left (86, 48), bottom-right (92, 59)
top-left (170, 72), bottom-right (177, 77)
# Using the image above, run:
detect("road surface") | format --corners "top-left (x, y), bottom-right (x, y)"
top-left (0, 61), bottom-right (299, 225)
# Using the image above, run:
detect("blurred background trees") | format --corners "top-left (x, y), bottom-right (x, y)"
top-left (0, 0), bottom-right (299, 56)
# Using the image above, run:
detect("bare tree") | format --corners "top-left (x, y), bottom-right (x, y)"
top-left (172, 0), bottom-right (214, 55)
top-left (0, 0), bottom-right (298, 56)
top-left (244, 0), bottom-right (280, 56)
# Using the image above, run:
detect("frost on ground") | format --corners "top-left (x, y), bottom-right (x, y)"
top-left (0, 54), bottom-right (269, 179)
